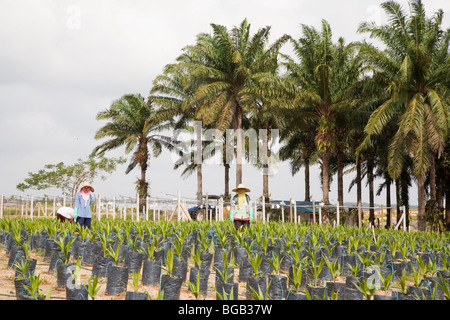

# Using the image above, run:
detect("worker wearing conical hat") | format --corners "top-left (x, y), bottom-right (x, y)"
top-left (230, 183), bottom-right (253, 230)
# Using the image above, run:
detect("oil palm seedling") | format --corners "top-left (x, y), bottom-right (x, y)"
top-left (355, 277), bottom-right (376, 300)
top-left (307, 255), bottom-right (326, 288)
top-left (187, 271), bottom-right (202, 300)
top-left (436, 275), bottom-right (450, 300)
top-left (288, 260), bottom-right (304, 293)
top-left (23, 272), bottom-right (52, 300)
top-left (324, 256), bottom-right (341, 282)
top-left (83, 275), bottom-right (101, 300)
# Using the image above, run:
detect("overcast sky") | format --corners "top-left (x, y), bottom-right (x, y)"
top-left (1, 0), bottom-right (449, 205)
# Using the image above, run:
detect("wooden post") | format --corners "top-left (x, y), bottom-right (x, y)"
top-left (312, 201), bottom-right (316, 224)
top-left (380, 204), bottom-right (384, 228)
top-left (45, 197), bottom-right (48, 217)
top-left (319, 205), bottom-right (322, 225)
top-left (21, 197), bottom-right (24, 217)
top-left (289, 198), bottom-right (293, 222)
top-left (281, 202), bottom-right (285, 223)
top-left (294, 200), bottom-right (297, 224)
top-left (219, 198), bottom-right (223, 221)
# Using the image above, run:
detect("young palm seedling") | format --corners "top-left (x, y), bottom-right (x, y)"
top-left (355, 277), bottom-right (376, 300)
top-left (105, 238), bottom-right (124, 265)
top-left (187, 271), bottom-right (202, 300)
top-left (248, 252), bottom-right (263, 278)
top-left (288, 261), bottom-right (304, 293)
top-left (324, 257), bottom-right (341, 282)
top-left (83, 275), bottom-right (101, 300)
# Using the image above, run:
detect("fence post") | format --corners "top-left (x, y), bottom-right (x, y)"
top-left (281, 202), bottom-right (285, 223)
top-left (294, 200), bottom-right (297, 224)
top-left (289, 198), bottom-right (293, 222)
top-left (219, 198), bottom-right (223, 221)
top-left (312, 200), bottom-right (316, 224)
top-left (319, 204), bottom-right (322, 225)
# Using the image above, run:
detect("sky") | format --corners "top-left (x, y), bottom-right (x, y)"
top-left (1, 0), bottom-right (449, 206)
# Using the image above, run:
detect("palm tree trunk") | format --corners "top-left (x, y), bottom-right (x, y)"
top-left (262, 131), bottom-right (269, 200)
top-left (196, 122), bottom-right (203, 206)
top-left (337, 151), bottom-right (344, 206)
top-left (401, 170), bottom-right (410, 228)
top-left (263, 165), bottom-right (269, 199)
top-left (385, 176), bottom-right (392, 229)
top-left (356, 156), bottom-right (362, 222)
top-left (197, 163), bottom-right (202, 206)
top-left (137, 138), bottom-right (149, 212)
top-left (304, 156), bottom-right (310, 202)
top-left (224, 163), bottom-right (230, 200)
top-left (368, 157), bottom-right (375, 226)
top-left (321, 153), bottom-right (330, 204)
top-left (445, 187), bottom-right (450, 231)
top-left (395, 179), bottom-right (401, 223)
top-left (417, 174), bottom-right (426, 231)
top-left (235, 103), bottom-right (243, 185)
top-left (429, 154), bottom-right (436, 203)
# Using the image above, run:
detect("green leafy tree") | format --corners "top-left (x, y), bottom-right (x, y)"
top-left (16, 155), bottom-right (125, 204)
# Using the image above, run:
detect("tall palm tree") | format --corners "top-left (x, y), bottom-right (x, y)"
top-left (177, 19), bottom-right (289, 187)
top-left (91, 94), bottom-right (174, 209)
top-left (357, 0), bottom-right (450, 231)
top-left (150, 62), bottom-right (205, 204)
top-left (282, 20), bottom-right (362, 204)
top-left (279, 109), bottom-right (317, 202)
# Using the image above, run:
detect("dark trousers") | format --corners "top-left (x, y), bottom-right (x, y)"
top-left (76, 217), bottom-right (92, 229)
top-left (234, 219), bottom-right (250, 230)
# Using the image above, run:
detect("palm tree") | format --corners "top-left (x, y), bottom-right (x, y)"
top-left (151, 62), bottom-right (205, 204)
top-left (356, 0), bottom-right (450, 231)
top-left (279, 109), bottom-right (317, 202)
top-left (177, 19), bottom-right (289, 187)
top-left (91, 94), bottom-right (175, 209)
top-left (282, 20), bottom-right (362, 204)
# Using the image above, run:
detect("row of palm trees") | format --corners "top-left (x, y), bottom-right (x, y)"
top-left (91, 0), bottom-right (450, 232)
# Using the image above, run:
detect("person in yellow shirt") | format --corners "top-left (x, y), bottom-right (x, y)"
top-left (229, 183), bottom-right (253, 230)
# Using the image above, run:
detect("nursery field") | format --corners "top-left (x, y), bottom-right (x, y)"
top-left (0, 218), bottom-right (449, 301)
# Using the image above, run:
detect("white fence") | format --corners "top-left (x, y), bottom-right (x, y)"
top-left (0, 193), bottom-right (402, 229)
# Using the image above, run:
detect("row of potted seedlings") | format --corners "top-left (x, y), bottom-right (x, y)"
top-left (0, 218), bottom-right (449, 300)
